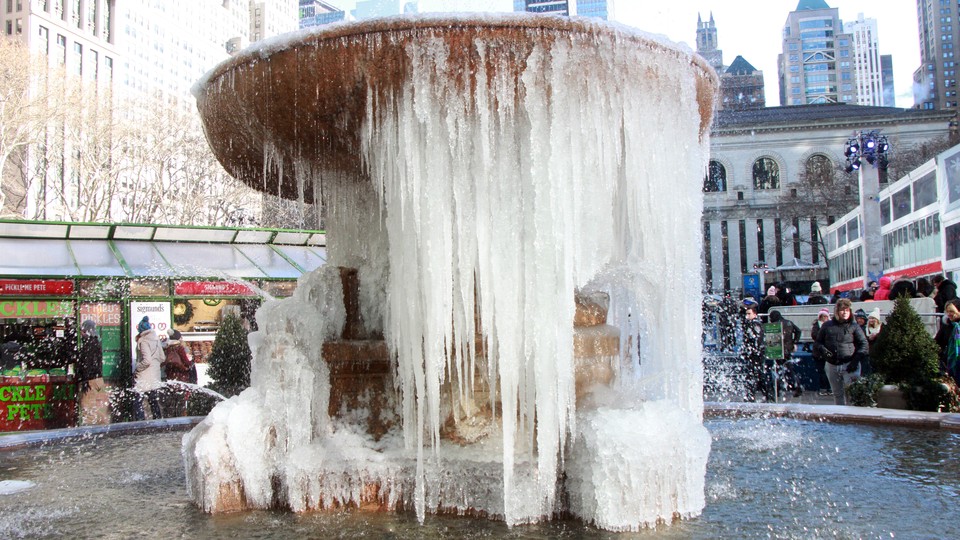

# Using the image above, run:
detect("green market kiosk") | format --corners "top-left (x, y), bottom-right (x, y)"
top-left (0, 220), bottom-right (325, 431)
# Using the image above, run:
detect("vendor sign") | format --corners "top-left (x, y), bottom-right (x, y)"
top-left (0, 279), bottom-right (73, 296)
top-left (174, 280), bottom-right (255, 296)
top-left (0, 380), bottom-right (77, 431)
top-left (0, 300), bottom-right (73, 319)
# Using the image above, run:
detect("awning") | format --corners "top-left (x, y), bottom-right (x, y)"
top-left (0, 220), bottom-right (327, 280)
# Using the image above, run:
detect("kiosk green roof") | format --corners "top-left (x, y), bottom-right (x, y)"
top-left (0, 220), bottom-right (327, 280)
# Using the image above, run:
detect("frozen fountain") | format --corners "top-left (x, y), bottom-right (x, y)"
top-left (183, 14), bottom-right (717, 531)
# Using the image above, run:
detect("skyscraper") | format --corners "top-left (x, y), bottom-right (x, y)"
top-left (514, 1), bottom-right (609, 20)
top-left (915, 0), bottom-right (959, 111)
top-left (778, 0), bottom-right (856, 106)
top-left (843, 13), bottom-right (884, 107)
top-left (881, 54), bottom-right (895, 107)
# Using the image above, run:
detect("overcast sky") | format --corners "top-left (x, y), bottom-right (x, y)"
top-left (336, 1), bottom-right (921, 108)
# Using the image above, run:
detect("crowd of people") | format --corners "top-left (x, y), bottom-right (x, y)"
top-left (737, 274), bottom-right (960, 405)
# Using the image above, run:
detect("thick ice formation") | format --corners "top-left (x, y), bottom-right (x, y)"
top-left (184, 15), bottom-right (714, 531)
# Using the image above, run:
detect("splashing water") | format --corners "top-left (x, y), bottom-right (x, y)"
top-left (184, 15), bottom-right (717, 531)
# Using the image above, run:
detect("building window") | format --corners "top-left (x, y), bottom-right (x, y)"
top-left (703, 160), bottom-right (726, 192)
top-left (753, 158), bottom-right (780, 190)
top-left (38, 25), bottom-right (48, 54)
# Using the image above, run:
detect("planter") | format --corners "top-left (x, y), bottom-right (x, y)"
top-left (876, 384), bottom-right (908, 410)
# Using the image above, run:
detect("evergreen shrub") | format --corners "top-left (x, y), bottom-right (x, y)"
top-left (206, 312), bottom-right (252, 397)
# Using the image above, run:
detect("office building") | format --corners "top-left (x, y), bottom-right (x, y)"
top-left (513, 0), bottom-right (609, 20)
top-left (915, 0), bottom-right (960, 111)
top-left (843, 13), bottom-right (884, 107)
top-left (778, 0), bottom-right (857, 106)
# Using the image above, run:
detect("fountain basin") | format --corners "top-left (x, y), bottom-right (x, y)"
top-left (3, 411), bottom-right (959, 538)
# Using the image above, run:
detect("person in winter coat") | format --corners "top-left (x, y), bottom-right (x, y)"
top-left (933, 274), bottom-right (958, 313)
top-left (888, 278), bottom-right (918, 301)
top-left (872, 276), bottom-right (892, 301)
top-left (161, 328), bottom-right (194, 416)
top-left (162, 328), bottom-right (194, 382)
top-left (76, 319), bottom-right (106, 424)
top-left (741, 304), bottom-right (766, 401)
top-left (862, 307), bottom-right (883, 377)
top-left (806, 281), bottom-right (829, 305)
top-left (814, 298), bottom-right (869, 405)
top-left (758, 286), bottom-right (781, 314)
top-left (810, 308), bottom-right (832, 396)
top-left (935, 299), bottom-right (960, 381)
top-left (134, 316), bottom-right (165, 419)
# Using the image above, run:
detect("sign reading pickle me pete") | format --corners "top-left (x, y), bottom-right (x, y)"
top-left (0, 383), bottom-right (77, 431)
top-left (129, 302), bottom-right (171, 369)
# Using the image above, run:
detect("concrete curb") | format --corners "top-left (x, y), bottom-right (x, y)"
top-left (706, 401), bottom-right (960, 431)
top-left (0, 416), bottom-right (204, 451)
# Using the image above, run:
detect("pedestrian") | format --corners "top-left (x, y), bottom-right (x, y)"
top-left (806, 281), bottom-right (829, 305)
top-left (873, 276), bottom-right (892, 301)
top-left (916, 277), bottom-right (935, 298)
top-left (933, 274), bottom-right (958, 313)
top-left (777, 284), bottom-right (798, 307)
top-left (741, 303), bottom-right (766, 402)
top-left (810, 308), bottom-right (832, 396)
top-left (854, 309), bottom-right (868, 331)
top-left (768, 310), bottom-right (804, 397)
top-left (161, 328), bottom-right (195, 416)
top-left (889, 278), bottom-right (918, 301)
top-left (814, 298), bottom-right (869, 405)
top-left (863, 307), bottom-right (883, 377)
top-left (76, 319), bottom-right (108, 424)
top-left (759, 286), bottom-right (781, 314)
top-left (134, 316), bottom-right (165, 419)
top-left (935, 298), bottom-right (960, 382)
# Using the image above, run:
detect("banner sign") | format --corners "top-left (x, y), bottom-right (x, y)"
top-left (79, 302), bottom-right (122, 327)
top-left (129, 301), bottom-right (172, 370)
top-left (0, 382), bottom-right (77, 431)
top-left (763, 321), bottom-right (784, 361)
top-left (0, 279), bottom-right (74, 296)
top-left (0, 300), bottom-right (73, 319)
top-left (174, 281), bottom-right (255, 296)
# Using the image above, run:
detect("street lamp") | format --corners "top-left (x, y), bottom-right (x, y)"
top-left (844, 130), bottom-right (890, 173)
top-left (844, 130), bottom-right (889, 288)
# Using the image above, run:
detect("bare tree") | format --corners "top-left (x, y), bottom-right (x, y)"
top-left (775, 155), bottom-right (859, 266)
top-left (0, 38), bottom-right (77, 217)
top-left (885, 135), bottom-right (955, 184)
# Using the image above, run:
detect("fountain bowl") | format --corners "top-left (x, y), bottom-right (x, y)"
top-left (193, 14), bottom-right (718, 202)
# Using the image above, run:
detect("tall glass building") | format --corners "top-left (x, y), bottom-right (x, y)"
top-left (514, 0), bottom-right (608, 20)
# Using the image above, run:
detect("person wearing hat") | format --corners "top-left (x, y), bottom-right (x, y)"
top-left (160, 328), bottom-right (195, 416)
top-left (133, 316), bottom-right (165, 419)
top-left (813, 298), bottom-right (869, 405)
top-left (854, 309), bottom-right (868, 332)
top-left (810, 308), bottom-right (832, 396)
top-left (862, 308), bottom-right (883, 377)
top-left (758, 285), bottom-right (781, 314)
top-left (806, 281), bottom-right (829, 305)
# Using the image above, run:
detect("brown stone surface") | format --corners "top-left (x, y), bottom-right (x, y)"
top-left (323, 340), bottom-right (393, 439)
top-left (214, 481), bottom-right (249, 513)
top-left (194, 15), bottom-right (717, 202)
top-left (574, 293), bottom-right (608, 327)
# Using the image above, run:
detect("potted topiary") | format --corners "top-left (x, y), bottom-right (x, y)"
top-left (868, 295), bottom-right (956, 411)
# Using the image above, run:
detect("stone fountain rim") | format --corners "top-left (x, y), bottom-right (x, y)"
top-left (192, 12), bottom-right (719, 98)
